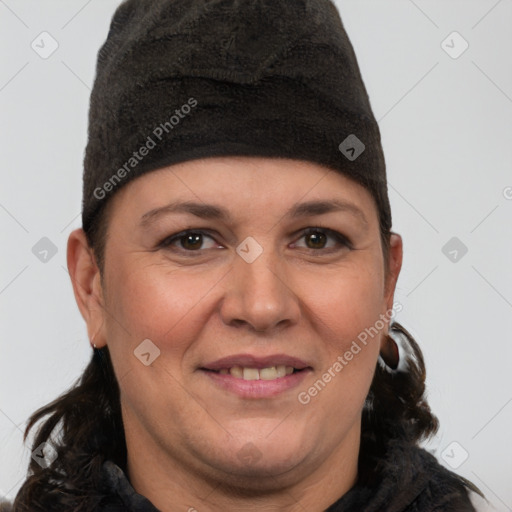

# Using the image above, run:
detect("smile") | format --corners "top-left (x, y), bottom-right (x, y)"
top-left (199, 353), bottom-right (313, 398)
top-left (213, 365), bottom-right (296, 380)
top-left (200, 367), bottom-right (311, 399)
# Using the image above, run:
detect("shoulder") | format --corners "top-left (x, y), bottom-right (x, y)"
top-left (368, 438), bottom-right (485, 511)
top-left (411, 445), bottom-right (485, 511)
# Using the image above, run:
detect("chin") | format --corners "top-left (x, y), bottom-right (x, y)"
top-left (209, 436), bottom-right (310, 483)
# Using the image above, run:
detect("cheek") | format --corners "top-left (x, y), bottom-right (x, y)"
top-left (291, 259), bottom-right (385, 444)
top-left (103, 260), bottom-right (223, 425)
top-left (300, 257), bottom-right (385, 403)
top-left (309, 258), bottom-right (385, 351)
top-left (106, 258), bottom-right (226, 354)
top-left (106, 247), bottom-right (385, 357)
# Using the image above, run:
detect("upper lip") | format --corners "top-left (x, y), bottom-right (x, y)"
top-left (201, 353), bottom-right (311, 371)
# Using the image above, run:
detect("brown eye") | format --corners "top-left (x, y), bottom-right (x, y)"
top-left (295, 227), bottom-right (351, 252)
top-left (159, 230), bottom-right (218, 252)
top-left (305, 230), bottom-right (328, 249)
top-left (180, 233), bottom-right (203, 250)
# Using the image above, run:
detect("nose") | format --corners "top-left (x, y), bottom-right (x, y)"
top-left (219, 245), bottom-right (300, 334)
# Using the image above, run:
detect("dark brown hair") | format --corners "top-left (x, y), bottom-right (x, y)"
top-left (12, 198), bottom-right (456, 511)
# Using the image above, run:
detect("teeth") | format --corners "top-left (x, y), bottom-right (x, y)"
top-left (223, 365), bottom-right (296, 380)
top-left (243, 368), bottom-right (259, 380)
top-left (230, 366), bottom-right (244, 378)
top-left (260, 366), bottom-right (278, 380)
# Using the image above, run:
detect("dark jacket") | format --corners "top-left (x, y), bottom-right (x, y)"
top-left (4, 438), bottom-right (485, 511)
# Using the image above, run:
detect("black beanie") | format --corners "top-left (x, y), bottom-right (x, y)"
top-left (82, 0), bottom-right (391, 236)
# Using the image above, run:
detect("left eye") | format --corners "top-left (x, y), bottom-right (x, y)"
top-left (158, 228), bottom-right (351, 253)
top-left (294, 227), bottom-right (351, 251)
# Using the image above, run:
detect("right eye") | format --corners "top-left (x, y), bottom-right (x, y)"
top-left (158, 230), bottom-right (222, 253)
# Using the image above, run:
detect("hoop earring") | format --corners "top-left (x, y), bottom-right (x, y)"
top-left (378, 327), bottom-right (408, 374)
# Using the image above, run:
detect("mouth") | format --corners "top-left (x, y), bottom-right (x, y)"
top-left (199, 354), bottom-right (312, 398)
top-left (202, 365), bottom-right (302, 381)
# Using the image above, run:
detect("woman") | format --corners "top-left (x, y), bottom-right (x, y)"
top-left (10, 0), bottom-right (485, 510)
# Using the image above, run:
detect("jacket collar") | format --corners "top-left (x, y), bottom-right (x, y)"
top-left (101, 460), bottom-right (160, 511)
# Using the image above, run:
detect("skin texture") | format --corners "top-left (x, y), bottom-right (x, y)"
top-left (67, 156), bottom-right (403, 511)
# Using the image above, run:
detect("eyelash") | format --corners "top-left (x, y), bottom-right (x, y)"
top-left (157, 227), bottom-right (352, 255)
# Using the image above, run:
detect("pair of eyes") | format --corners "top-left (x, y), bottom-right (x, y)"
top-left (158, 227), bottom-right (353, 254)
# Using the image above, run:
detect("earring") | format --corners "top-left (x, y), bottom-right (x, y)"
top-left (378, 327), bottom-right (409, 374)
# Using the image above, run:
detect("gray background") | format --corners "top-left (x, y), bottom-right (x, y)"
top-left (1, 0), bottom-right (511, 509)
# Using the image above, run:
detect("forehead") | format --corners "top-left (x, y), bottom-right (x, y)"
top-left (107, 156), bottom-right (378, 226)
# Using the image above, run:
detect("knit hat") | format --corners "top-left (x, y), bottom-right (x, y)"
top-left (82, 0), bottom-right (391, 236)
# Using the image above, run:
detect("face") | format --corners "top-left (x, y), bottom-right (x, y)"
top-left (71, 156), bottom-right (402, 490)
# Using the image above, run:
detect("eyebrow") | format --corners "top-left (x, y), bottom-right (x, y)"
top-left (139, 198), bottom-right (369, 229)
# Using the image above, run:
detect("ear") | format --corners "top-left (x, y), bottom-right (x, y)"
top-left (383, 232), bottom-right (403, 318)
top-left (379, 232), bottom-right (403, 359)
top-left (66, 228), bottom-right (107, 348)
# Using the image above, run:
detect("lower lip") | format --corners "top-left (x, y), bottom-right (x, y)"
top-left (200, 369), bottom-right (311, 399)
